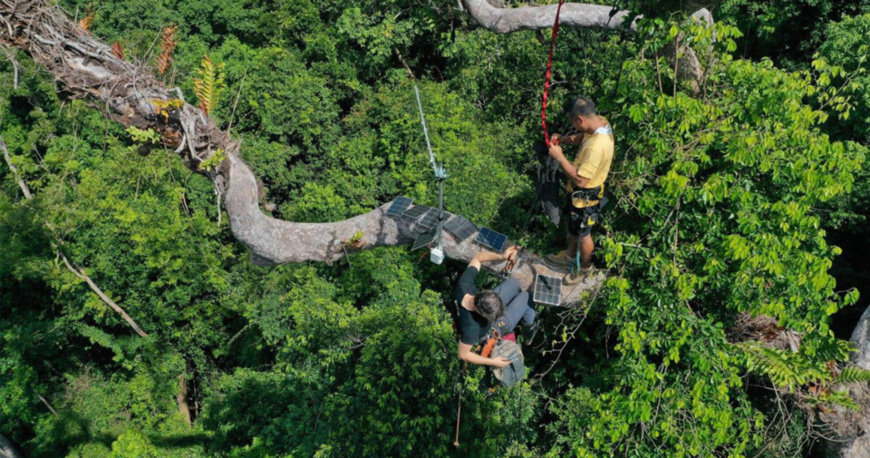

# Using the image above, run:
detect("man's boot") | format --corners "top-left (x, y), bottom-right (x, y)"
top-left (523, 322), bottom-right (539, 346)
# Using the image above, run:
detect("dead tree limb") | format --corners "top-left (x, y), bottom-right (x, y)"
top-left (59, 251), bottom-right (149, 337)
top-left (0, 0), bottom-right (602, 305)
top-left (37, 394), bottom-right (57, 416)
top-left (0, 135), bottom-right (32, 199)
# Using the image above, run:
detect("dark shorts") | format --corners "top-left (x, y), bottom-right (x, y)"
top-left (567, 203), bottom-right (601, 237)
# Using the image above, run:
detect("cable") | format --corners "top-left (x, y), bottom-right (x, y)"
top-left (541, 0), bottom-right (567, 148)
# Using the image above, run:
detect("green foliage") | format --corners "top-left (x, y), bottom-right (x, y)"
top-left (837, 366), bottom-right (870, 385)
top-left (126, 126), bottom-right (161, 144)
top-left (741, 343), bottom-right (828, 389)
top-left (2, 1), bottom-right (869, 457)
top-left (199, 148), bottom-right (226, 172)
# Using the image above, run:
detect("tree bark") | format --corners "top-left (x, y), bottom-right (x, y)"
top-left (818, 304), bottom-right (870, 458)
top-left (177, 375), bottom-right (192, 427)
top-left (0, 0), bottom-right (603, 306)
top-left (0, 432), bottom-right (23, 458)
top-left (460, 0), bottom-right (714, 93)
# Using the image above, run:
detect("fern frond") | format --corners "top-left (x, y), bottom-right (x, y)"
top-left (193, 55), bottom-right (226, 116)
top-left (837, 366), bottom-right (870, 385)
top-left (740, 343), bottom-right (829, 389)
top-left (111, 42), bottom-right (125, 61)
top-left (156, 25), bottom-right (178, 76)
top-left (78, 8), bottom-right (94, 32)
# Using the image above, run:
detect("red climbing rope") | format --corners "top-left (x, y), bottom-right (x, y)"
top-left (541, 0), bottom-right (567, 148)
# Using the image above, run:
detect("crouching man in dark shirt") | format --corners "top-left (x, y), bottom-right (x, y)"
top-left (454, 246), bottom-right (537, 367)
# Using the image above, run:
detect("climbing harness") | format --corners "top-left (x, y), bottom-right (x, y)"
top-left (414, 85), bottom-right (448, 265)
top-left (542, 0), bottom-right (568, 147)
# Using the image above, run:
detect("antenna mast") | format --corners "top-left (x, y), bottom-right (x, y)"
top-left (414, 85), bottom-right (447, 265)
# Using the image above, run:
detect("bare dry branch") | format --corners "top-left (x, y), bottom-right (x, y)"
top-left (59, 251), bottom-right (149, 337)
top-left (0, 134), bottom-right (32, 199)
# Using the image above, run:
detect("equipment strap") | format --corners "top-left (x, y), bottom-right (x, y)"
top-left (571, 185), bottom-right (604, 201)
top-left (541, 0), bottom-right (567, 148)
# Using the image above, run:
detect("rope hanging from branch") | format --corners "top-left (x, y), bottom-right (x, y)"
top-left (541, 0), bottom-right (567, 148)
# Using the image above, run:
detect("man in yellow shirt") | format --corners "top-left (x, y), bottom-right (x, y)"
top-left (546, 96), bottom-right (614, 274)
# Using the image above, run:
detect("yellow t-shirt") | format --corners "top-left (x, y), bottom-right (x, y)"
top-left (567, 124), bottom-right (614, 198)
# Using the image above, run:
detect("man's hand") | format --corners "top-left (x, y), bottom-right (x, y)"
top-left (489, 357), bottom-right (512, 368)
top-left (548, 143), bottom-right (565, 161)
top-left (550, 133), bottom-right (562, 145)
top-left (503, 245), bottom-right (519, 262)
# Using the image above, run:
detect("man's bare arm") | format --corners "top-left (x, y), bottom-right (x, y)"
top-left (458, 341), bottom-right (510, 367)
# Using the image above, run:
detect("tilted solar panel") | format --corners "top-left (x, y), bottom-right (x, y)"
top-left (443, 215), bottom-right (478, 242)
top-left (533, 274), bottom-right (562, 306)
top-left (386, 196), bottom-right (414, 217)
top-left (403, 204), bottom-right (434, 219)
top-left (474, 227), bottom-right (507, 252)
top-left (418, 208), bottom-right (447, 230)
top-left (412, 228), bottom-right (439, 251)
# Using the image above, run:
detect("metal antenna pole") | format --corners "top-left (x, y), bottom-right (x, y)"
top-left (414, 85), bottom-right (447, 264)
top-left (415, 85), bottom-right (440, 176)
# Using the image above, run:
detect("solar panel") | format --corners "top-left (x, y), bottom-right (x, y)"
top-left (403, 204), bottom-right (434, 219)
top-left (412, 228), bottom-right (439, 251)
top-left (474, 227), bottom-right (507, 252)
top-left (386, 196), bottom-right (413, 217)
top-left (533, 274), bottom-right (563, 306)
top-left (444, 215), bottom-right (478, 242)
top-left (418, 208), bottom-right (447, 230)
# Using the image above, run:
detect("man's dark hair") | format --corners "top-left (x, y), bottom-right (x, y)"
top-left (569, 96), bottom-right (596, 119)
top-left (474, 290), bottom-right (504, 321)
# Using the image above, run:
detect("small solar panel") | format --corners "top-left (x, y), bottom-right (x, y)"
top-left (386, 196), bottom-right (413, 217)
top-left (534, 274), bottom-right (563, 306)
top-left (444, 215), bottom-right (478, 242)
top-left (474, 227), bottom-right (508, 252)
top-left (403, 204), bottom-right (434, 219)
top-left (418, 208), bottom-right (447, 230)
top-left (412, 228), bottom-right (439, 251)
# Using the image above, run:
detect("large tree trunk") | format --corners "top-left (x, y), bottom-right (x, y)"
top-left (0, 1), bottom-right (600, 305)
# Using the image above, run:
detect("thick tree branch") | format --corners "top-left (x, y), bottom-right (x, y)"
top-left (0, 0), bottom-right (603, 306)
top-left (461, 0), bottom-right (639, 33)
top-left (460, 0), bottom-right (714, 92)
top-left (177, 375), bottom-right (192, 427)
